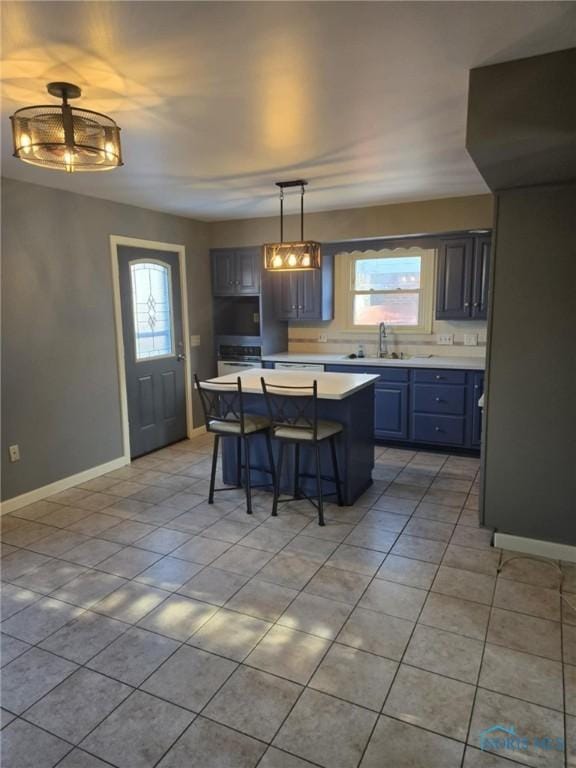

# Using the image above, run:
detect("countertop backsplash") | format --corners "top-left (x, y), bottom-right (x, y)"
top-left (287, 319), bottom-right (487, 360)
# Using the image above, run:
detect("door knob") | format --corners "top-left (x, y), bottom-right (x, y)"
top-left (177, 353), bottom-right (186, 361)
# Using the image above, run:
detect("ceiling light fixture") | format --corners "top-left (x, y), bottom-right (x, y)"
top-left (10, 82), bottom-right (123, 173)
top-left (263, 180), bottom-right (321, 271)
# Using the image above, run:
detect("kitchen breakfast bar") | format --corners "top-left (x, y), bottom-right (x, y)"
top-left (206, 369), bottom-right (379, 505)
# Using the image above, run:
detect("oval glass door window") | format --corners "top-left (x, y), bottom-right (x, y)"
top-left (130, 261), bottom-right (174, 360)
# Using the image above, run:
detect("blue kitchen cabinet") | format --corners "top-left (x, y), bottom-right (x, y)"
top-left (436, 235), bottom-right (492, 320)
top-left (324, 362), bottom-right (482, 452)
top-left (472, 236), bottom-right (491, 320)
top-left (272, 253), bottom-right (334, 321)
top-left (326, 364), bottom-right (409, 441)
top-left (374, 383), bottom-right (409, 440)
top-left (411, 369), bottom-right (467, 447)
top-left (436, 238), bottom-right (474, 319)
top-left (470, 372), bottom-right (485, 447)
top-left (212, 248), bottom-right (260, 296)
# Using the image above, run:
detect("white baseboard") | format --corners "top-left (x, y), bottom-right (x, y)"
top-left (494, 532), bottom-right (576, 563)
top-left (0, 456), bottom-right (130, 516)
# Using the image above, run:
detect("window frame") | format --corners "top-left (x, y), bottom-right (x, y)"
top-left (129, 258), bottom-right (176, 362)
top-left (342, 247), bottom-right (435, 334)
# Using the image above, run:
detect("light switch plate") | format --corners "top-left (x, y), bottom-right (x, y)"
top-left (437, 334), bottom-right (453, 345)
top-left (318, 334), bottom-right (328, 343)
top-left (9, 444), bottom-right (20, 462)
top-left (464, 333), bottom-right (478, 346)
top-left (190, 335), bottom-right (201, 347)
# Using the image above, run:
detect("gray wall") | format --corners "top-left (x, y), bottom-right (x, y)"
top-left (483, 183), bottom-right (576, 544)
top-left (1, 178), bottom-right (212, 501)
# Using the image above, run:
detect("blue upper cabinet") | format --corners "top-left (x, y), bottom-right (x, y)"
top-left (471, 236), bottom-right (491, 320)
top-left (436, 238), bottom-right (474, 319)
top-left (436, 235), bottom-right (491, 320)
top-left (212, 248), bottom-right (261, 296)
top-left (272, 252), bottom-right (334, 321)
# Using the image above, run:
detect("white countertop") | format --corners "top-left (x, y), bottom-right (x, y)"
top-left (207, 369), bottom-right (379, 400)
top-left (262, 352), bottom-right (485, 370)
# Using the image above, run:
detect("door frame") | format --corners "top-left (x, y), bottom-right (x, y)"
top-left (110, 235), bottom-right (194, 461)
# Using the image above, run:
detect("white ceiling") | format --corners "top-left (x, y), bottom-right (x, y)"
top-left (2, 2), bottom-right (575, 220)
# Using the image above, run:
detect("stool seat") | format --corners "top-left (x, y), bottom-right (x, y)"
top-left (274, 418), bottom-right (343, 442)
top-left (209, 413), bottom-right (270, 435)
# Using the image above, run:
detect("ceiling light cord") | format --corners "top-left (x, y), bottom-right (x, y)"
top-left (279, 187), bottom-right (284, 243)
top-left (300, 183), bottom-right (305, 241)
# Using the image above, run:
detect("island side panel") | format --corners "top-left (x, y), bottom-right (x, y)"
top-left (220, 384), bottom-right (375, 505)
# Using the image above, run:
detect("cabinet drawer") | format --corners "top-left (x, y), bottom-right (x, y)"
top-left (413, 384), bottom-right (466, 415)
top-left (412, 414), bottom-right (466, 446)
top-left (325, 365), bottom-right (409, 382)
top-left (413, 369), bottom-right (466, 385)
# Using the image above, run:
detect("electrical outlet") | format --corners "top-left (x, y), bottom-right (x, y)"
top-left (9, 444), bottom-right (20, 462)
top-left (437, 334), bottom-right (453, 345)
top-left (317, 334), bottom-right (328, 343)
top-left (189, 335), bottom-right (201, 347)
top-left (464, 333), bottom-right (478, 346)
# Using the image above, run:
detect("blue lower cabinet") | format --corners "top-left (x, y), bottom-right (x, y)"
top-left (470, 372), bottom-right (484, 448)
top-left (412, 414), bottom-right (466, 446)
top-left (374, 384), bottom-right (409, 440)
top-left (308, 362), bottom-right (482, 451)
top-left (412, 383), bottom-right (466, 416)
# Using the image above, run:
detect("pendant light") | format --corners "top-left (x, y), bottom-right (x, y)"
top-left (263, 180), bottom-right (321, 271)
top-left (10, 82), bottom-right (123, 173)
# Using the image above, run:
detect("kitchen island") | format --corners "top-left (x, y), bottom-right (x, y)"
top-left (205, 369), bottom-right (379, 505)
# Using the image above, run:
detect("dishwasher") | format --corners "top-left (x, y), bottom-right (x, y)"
top-left (274, 362), bottom-right (325, 372)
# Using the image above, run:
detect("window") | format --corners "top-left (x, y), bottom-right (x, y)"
top-left (130, 261), bottom-right (174, 360)
top-left (346, 248), bottom-right (434, 332)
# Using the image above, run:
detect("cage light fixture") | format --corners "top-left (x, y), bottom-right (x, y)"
top-left (263, 180), bottom-right (321, 271)
top-left (10, 82), bottom-right (123, 173)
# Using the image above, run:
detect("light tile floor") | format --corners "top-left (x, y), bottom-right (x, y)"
top-left (1, 435), bottom-right (574, 768)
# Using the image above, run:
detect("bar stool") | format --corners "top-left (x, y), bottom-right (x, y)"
top-left (260, 378), bottom-right (344, 526)
top-left (194, 374), bottom-right (276, 515)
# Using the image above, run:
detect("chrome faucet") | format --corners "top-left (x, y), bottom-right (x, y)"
top-left (378, 322), bottom-right (388, 358)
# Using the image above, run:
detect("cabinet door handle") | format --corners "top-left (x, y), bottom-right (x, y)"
top-left (298, 305), bottom-right (303, 309)
top-left (291, 305), bottom-right (296, 309)
top-left (434, 426), bottom-right (442, 432)
top-left (464, 302), bottom-right (470, 307)
top-left (435, 375), bottom-right (442, 380)
top-left (435, 397), bottom-right (443, 403)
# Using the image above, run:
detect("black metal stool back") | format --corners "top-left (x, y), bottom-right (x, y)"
top-left (260, 379), bottom-right (319, 441)
top-left (194, 373), bottom-right (246, 434)
top-left (261, 377), bottom-right (343, 526)
top-left (194, 374), bottom-right (275, 515)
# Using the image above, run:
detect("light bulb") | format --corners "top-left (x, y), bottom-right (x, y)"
top-left (287, 253), bottom-right (297, 267)
top-left (105, 141), bottom-right (115, 161)
top-left (64, 149), bottom-right (75, 173)
top-left (302, 255), bottom-right (311, 267)
top-left (20, 133), bottom-right (32, 154)
top-left (272, 254), bottom-right (283, 269)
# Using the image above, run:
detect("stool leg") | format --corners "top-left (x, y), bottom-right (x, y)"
top-left (293, 443), bottom-right (300, 500)
top-left (315, 444), bottom-right (325, 526)
top-left (272, 442), bottom-right (284, 517)
top-left (236, 437), bottom-right (242, 488)
top-left (265, 431), bottom-right (276, 490)
top-left (244, 437), bottom-right (252, 515)
top-left (209, 435), bottom-right (219, 504)
top-left (330, 436), bottom-right (344, 507)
